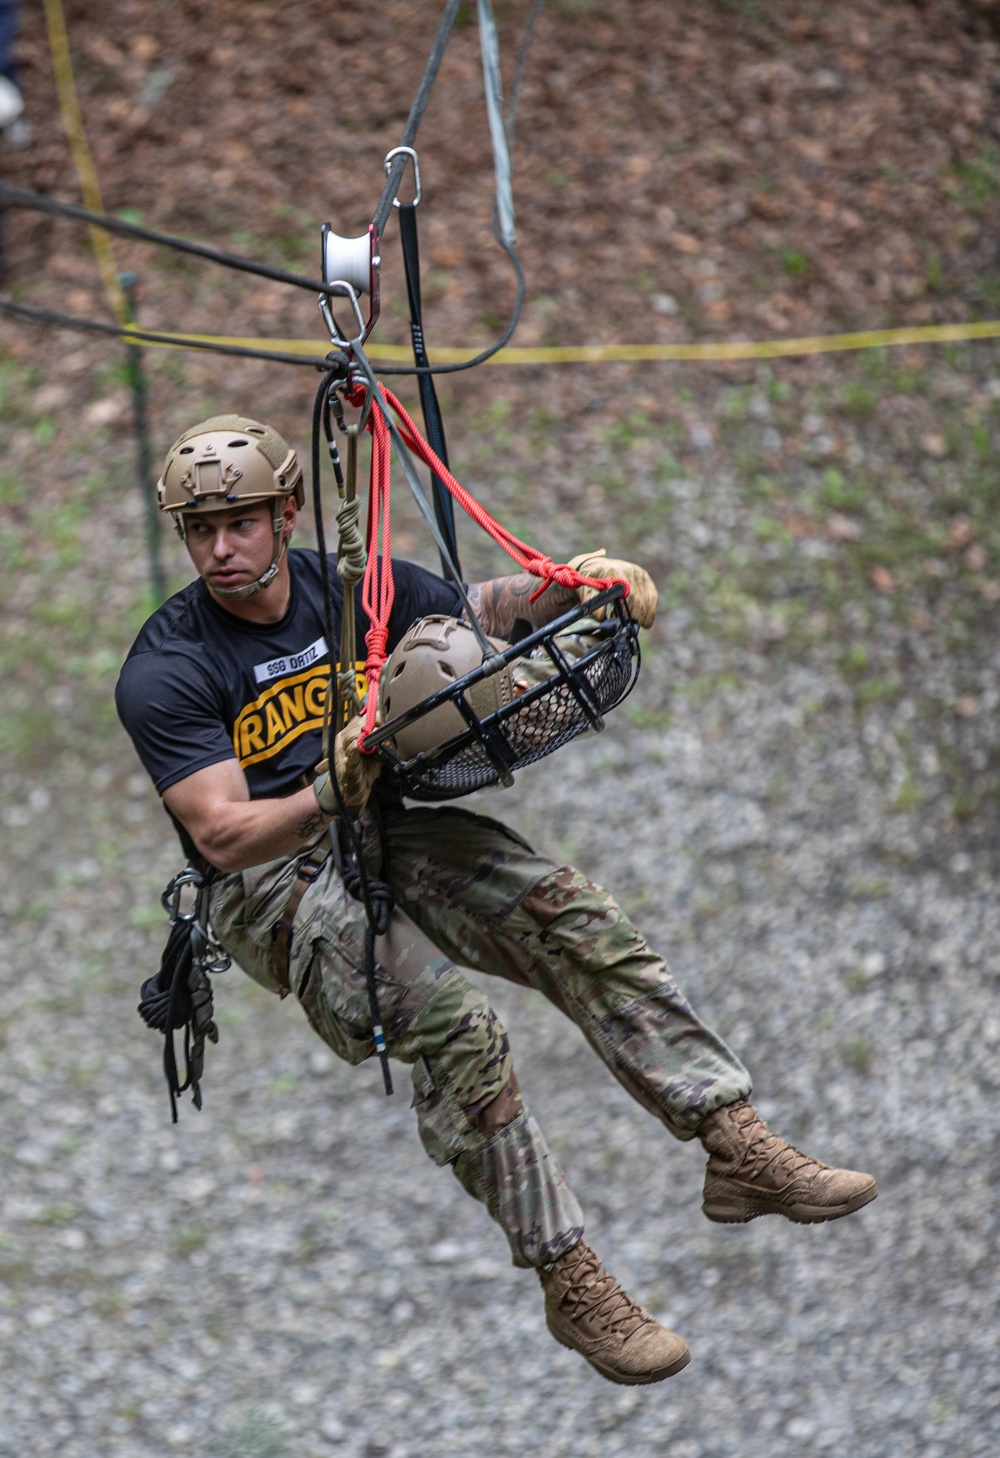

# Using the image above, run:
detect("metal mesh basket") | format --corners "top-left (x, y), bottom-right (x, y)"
top-left (366, 586), bottom-right (641, 800)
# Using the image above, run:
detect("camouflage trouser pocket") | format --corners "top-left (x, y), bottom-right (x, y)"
top-left (409, 1055), bottom-right (466, 1166)
top-left (209, 870), bottom-right (284, 994)
top-left (294, 948), bottom-right (375, 1067)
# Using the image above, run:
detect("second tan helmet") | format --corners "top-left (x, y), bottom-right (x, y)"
top-left (157, 414), bottom-right (304, 600)
top-left (379, 616), bottom-right (515, 760)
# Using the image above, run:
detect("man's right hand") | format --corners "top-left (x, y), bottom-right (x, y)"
top-left (314, 715), bottom-right (382, 818)
top-left (568, 549), bottom-right (658, 629)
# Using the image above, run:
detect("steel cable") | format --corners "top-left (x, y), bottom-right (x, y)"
top-left (371, 0), bottom-right (464, 238)
top-left (0, 296), bottom-right (331, 367)
top-left (0, 181), bottom-right (336, 295)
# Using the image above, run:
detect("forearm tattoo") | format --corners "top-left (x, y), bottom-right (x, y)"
top-left (465, 573), bottom-right (578, 640)
top-left (295, 810), bottom-right (327, 840)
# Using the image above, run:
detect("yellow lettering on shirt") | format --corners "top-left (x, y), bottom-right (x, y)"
top-left (279, 684), bottom-right (307, 730)
top-left (304, 676), bottom-right (328, 719)
top-left (239, 713), bottom-right (265, 759)
top-left (231, 661), bottom-right (366, 769)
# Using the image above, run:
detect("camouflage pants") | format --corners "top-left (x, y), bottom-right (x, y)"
top-left (209, 804), bottom-right (751, 1269)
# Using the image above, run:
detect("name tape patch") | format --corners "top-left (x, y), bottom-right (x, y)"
top-left (253, 636), bottom-right (328, 685)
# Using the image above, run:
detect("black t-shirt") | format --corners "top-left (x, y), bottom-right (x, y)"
top-left (116, 549), bottom-right (462, 813)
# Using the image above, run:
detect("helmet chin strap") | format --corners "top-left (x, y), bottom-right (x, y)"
top-left (211, 512), bottom-right (288, 602)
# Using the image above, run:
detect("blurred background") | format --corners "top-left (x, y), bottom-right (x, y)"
top-left (1, 2), bottom-right (999, 1455)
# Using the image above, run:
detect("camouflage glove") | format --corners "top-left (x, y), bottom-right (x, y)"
top-left (314, 714), bottom-right (382, 817)
top-left (568, 548), bottom-right (658, 629)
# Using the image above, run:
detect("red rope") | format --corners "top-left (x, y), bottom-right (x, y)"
top-left (348, 382), bottom-right (628, 751)
top-left (358, 398), bottom-right (394, 745)
top-left (381, 386), bottom-right (628, 604)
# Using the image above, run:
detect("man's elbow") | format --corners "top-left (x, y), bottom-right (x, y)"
top-left (185, 818), bottom-right (250, 876)
top-left (196, 833), bottom-right (251, 875)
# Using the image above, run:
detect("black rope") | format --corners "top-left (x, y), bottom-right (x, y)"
top-left (376, 238), bottom-right (525, 376)
top-left (0, 296), bottom-right (329, 366)
top-left (0, 181), bottom-right (336, 295)
top-left (310, 367), bottom-right (393, 1096)
top-left (372, 0), bottom-right (464, 238)
top-left (505, 0), bottom-right (547, 153)
top-left (370, 0), bottom-right (545, 379)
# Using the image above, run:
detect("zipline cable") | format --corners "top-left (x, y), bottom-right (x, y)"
top-left (478, 0), bottom-right (516, 249)
top-left (505, 0), bottom-right (546, 152)
top-left (0, 182), bottom-right (337, 297)
top-left (372, 0), bottom-right (464, 238)
top-left (0, 296), bottom-right (331, 367)
top-left (374, 0), bottom-right (532, 379)
top-left (13, 1), bottom-right (993, 373)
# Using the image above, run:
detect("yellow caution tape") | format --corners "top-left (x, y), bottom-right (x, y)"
top-left (133, 319), bottom-right (1000, 366)
top-left (44, 0), bottom-right (129, 326)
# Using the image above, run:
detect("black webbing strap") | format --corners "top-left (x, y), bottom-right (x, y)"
top-left (398, 201), bottom-right (460, 577)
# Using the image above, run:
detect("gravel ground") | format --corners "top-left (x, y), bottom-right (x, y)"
top-left (2, 633), bottom-right (998, 1458)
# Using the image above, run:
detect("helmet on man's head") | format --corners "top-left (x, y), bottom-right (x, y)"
top-left (157, 415), bottom-right (304, 600)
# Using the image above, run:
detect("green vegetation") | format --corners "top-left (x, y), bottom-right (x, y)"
top-left (781, 249), bottom-right (809, 277)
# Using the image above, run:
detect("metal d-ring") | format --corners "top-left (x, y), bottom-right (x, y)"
top-left (384, 146), bottom-right (422, 208)
top-left (318, 281), bottom-right (367, 349)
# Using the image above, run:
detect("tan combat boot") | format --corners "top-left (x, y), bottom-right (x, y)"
top-left (538, 1240), bottom-right (691, 1385)
top-left (699, 1100), bottom-right (877, 1225)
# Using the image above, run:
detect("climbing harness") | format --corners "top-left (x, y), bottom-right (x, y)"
top-left (137, 866), bottom-right (230, 1122)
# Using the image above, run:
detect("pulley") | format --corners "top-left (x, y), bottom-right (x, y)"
top-left (320, 222), bottom-right (381, 345)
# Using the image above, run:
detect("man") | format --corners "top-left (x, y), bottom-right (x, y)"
top-left (117, 415), bottom-right (877, 1387)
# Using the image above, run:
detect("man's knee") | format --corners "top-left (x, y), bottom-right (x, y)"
top-left (406, 981), bottom-right (522, 1160)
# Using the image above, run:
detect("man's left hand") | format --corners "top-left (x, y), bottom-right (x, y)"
top-left (568, 549), bottom-right (658, 629)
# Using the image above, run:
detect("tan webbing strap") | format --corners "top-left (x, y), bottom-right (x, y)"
top-left (271, 843), bottom-right (331, 998)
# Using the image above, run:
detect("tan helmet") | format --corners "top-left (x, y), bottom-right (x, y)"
top-left (380, 616), bottom-right (515, 760)
top-left (157, 414), bottom-right (304, 600)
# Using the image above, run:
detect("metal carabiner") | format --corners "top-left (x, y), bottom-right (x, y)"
top-left (384, 146), bottom-right (422, 208)
top-left (318, 282), bottom-right (368, 351)
top-left (161, 865), bottom-right (205, 922)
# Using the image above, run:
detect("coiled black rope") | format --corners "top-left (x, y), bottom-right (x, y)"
top-left (137, 871), bottom-right (226, 1122)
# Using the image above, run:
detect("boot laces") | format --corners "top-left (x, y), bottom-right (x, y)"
top-left (557, 1246), bottom-right (649, 1338)
top-left (731, 1103), bottom-right (817, 1182)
